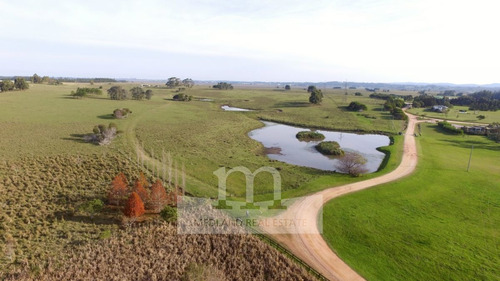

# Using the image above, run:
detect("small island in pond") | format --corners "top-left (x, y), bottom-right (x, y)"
top-left (315, 141), bottom-right (344, 156)
top-left (296, 131), bottom-right (325, 141)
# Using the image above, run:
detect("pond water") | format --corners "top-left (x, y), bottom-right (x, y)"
top-left (221, 105), bottom-right (253, 111)
top-left (248, 121), bottom-right (390, 173)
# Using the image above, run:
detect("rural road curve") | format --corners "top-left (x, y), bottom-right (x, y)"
top-left (260, 112), bottom-right (420, 281)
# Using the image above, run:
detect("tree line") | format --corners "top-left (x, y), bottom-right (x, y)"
top-left (450, 90), bottom-right (500, 111)
top-left (166, 77), bottom-right (195, 89)
top-left (0, 77), bottom-right (29, 92)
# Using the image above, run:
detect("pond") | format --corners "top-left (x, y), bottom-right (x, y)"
top-left (221, 105), bottom-right (253, 111)
top-left (248, 121), bottom-right (390, 173)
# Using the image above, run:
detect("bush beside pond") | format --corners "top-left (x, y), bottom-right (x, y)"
top-left (315, 141), bottom-right (344, 156)
top-left (296, 131), bottom-right (325, 141)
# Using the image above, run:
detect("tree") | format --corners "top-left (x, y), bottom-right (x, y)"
top-left (108, 173), bottom-right (128, 205)
top-left (0, 80), bottom-right (15, 92)
top-left (31, 73), bottom-right (42, 84)
top-left (487, 122), bottom-right (499, 142)
top-left (182, 78), bottom-right (194, 88)
top-left (107, 86), bottom-right (128, 100)
top-left (14, 77), bottom-right (29, 90)
top-left (166, 77), bottom-right (181, 88)
top-left (150, 180), bottom-right (168, 212)
top-left (145, 89), bottom-right (153, 100)
top-left (133, 180), bottom-right (150, 207)
top-left (309, 88), bottom-right (323, 104)
top-left (335, 152), bottom-right (368, 176)
top-left (130, 87), bottom-right (145, 100)
top-left (307, 85), bottom-right (316, 93)
top-left (123, 192), bottom-right (145, 218)
top-left (285, 85), bottom-right (291, 90)
top-left (347, 101), bottom-right (367, 111)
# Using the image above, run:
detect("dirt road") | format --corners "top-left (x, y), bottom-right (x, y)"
top-left (260, 113), bottom-right (420, 281)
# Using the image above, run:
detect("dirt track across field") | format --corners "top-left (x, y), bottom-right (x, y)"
top-left (260, 113), bottom-right (420, 281)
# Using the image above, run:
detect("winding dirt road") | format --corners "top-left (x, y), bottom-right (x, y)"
top-left (260, 113), bottom-right (420, 281)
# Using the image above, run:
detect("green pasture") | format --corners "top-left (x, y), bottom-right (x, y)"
top-left (408, 105), bottom-right (500, 124)
top-left (0, 83), bottom-right (409, 201)
top-left (322, 123), bottom-right (500, 281)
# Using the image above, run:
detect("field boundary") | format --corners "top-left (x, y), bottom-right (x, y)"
top-left (255, 233), bottom-right (329, 281)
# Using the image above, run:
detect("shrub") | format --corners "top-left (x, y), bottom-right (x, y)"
top-left (296, 131), bottom-right (325, 141)
top-left (113, 108), bottom-right (132, 119)
top-left (355, 92), bottom-right (362, 96)
top-left (160, 205), bottom-right (177, 223)
top-left (123, 192), bottom-right (145, 218)
top-left (347, 101), bottom-right (367, 111)
top-left (70, 87), bottom-right (102, 98)
top-left (438, 121), bottom-right (464, 135)
top-left (173, 93), bottom-right (192, 101)
top-left (315, 141), bottom-right (344, 156)
top-left (84, 123), bottom-right (120, 145)
top-left (78, 199), bottom-right (104, 218)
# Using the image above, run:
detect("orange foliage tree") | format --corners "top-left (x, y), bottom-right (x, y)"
top-left (123, 192), bottom-right (145, 217)
top-left (108, 173), bottom-right (128, 206)
top-left (150, 180), bottom-right (168, 212)
top-left (133, 180), bottom-right (150, 208)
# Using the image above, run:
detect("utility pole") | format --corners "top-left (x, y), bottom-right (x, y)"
top-left (467, 145), bottom-right (473, 172)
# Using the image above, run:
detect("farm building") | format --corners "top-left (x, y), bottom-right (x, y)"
top-left (461, 126), bottom-right (488, 135)
top-left (432, 105), bottom-right (448, 112)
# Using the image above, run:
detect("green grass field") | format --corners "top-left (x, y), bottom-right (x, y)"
top-left (322, 124), bottom-right (500, 281)
top-left (1, 83), bottom-right (498, 279)
top-left (0, 82), bottom-right (408, 275)
top-left (408, 106), bottom-right (500, 124)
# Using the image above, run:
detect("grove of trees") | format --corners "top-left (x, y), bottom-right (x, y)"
top-left (213, 82), bottom-right (233, 90)
top-left (129, 87), bottom-right (153, 100)
top-left (108, 173), bottom-right (180, 218)
top-left (107, 86), bottom-right (128, 100)
top-left (450, 90), bottom-right (500, 111)
top-left (1, 77), bottom-right (30, 92)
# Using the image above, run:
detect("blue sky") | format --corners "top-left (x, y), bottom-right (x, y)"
top-left (1, 0), bottom-right (498, 83)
